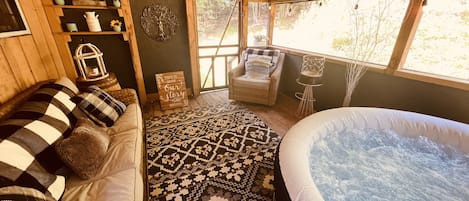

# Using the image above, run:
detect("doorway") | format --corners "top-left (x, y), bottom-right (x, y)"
top-left (186, 0), bottom-right (242, 94)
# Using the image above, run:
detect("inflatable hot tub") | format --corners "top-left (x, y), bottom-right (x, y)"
top-left (275, 107), bottom-right (469, 201)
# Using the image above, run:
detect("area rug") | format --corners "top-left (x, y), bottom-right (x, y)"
top-left (145, 102), bottom-right (281, 201)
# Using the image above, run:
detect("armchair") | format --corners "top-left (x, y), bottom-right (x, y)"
top-left (228, 49), bottom-right (285, 106)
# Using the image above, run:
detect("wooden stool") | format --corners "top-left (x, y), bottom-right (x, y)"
top-left (76, 72), bottom-right (121, 92)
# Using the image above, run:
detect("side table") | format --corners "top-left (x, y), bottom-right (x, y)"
top-left (295, 78), bottom-right (322, 117)
top-left (76, 72), bottom-right (121, 92)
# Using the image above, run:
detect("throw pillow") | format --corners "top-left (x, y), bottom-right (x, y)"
top-left (245, 54), bottom-right (274, 79)
top-left (55, 118), bottom-right (110, 179)
top-left (72, 86), bottom-right (126, 127)
top-left (244, 48), bottom-right (280, 66)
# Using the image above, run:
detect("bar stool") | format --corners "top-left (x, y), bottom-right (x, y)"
top-left (295, 55), bottom-right (325, 117)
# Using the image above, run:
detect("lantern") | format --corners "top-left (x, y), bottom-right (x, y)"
top-left (74, 43), bottom-right (109, 81)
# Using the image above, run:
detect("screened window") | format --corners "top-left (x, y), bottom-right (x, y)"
top-left (403, 0), bottom-right (469, 80)
top-left (272, 0), bottom-right (408, 66)
top-left (248, 2), bottom-right (269, 46)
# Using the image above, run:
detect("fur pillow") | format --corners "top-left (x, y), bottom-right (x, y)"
top-left (55, 118), bottom-right (110, 179)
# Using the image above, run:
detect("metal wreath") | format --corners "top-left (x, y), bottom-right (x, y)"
top-left (141, 4), bottom-right (179, 41)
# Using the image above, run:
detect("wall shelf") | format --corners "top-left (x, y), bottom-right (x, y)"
top-left (42, 0), bottom-right (147, 104)
top-left (53, 5), bottom-right (121, 10)
top-left (59, 31), bottom-right (130, 42)
top-left (67, 31), bottom-right (126, 35)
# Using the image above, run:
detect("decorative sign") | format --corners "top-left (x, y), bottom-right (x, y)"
top-left (141, 4), bottom-right (179, 41)
top-left (155, 71), bottom-right (188, 110)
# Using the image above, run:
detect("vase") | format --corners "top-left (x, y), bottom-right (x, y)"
top-left (113, 26), bottom-right (121, 32)
top-left (54, 0), bottom-right (65, 5)
top-left (66, 23), bottom-right (78, 32)
top-left (83, 12), bottom-right (102, 32)
top-left (113, 0), bottom-right (121, 7)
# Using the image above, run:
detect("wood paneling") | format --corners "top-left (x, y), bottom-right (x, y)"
top-left (0, 0), bottom-right (65, 104)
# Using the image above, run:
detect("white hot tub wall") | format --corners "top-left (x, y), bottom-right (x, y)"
top-left (279, 107), bottom-right (469, 201)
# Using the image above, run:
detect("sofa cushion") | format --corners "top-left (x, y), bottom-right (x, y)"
top-left (245, 54), bottom-right (274, 80)
top-left (72, 86), bottom-right (126, 127)
top-left (55, 118), bottom-right (110, 179)
top-left (62, 103), bottom-right (144, 201)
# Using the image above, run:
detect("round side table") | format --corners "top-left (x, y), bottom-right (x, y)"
top-left (76, 72), bottom-right (121, 92)
top-left (295, 78), bottom-right (322, 117)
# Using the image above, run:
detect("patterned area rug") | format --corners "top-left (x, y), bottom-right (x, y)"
top-left (145, 102), bottom-right (281, 201)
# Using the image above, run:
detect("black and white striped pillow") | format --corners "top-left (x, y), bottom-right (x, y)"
top-left (72, 86), bottom-right (126, 127)
top-left (244, 48), bottom-right (280, 66)
top-left (0, 99), bottom-right (72, 200)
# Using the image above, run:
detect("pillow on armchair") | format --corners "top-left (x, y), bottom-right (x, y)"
top-left (243, 48), bottom-right (281, 80)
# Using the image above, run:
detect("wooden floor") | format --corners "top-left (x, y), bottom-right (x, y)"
top-left (142, 89), bottom-right (302, 136)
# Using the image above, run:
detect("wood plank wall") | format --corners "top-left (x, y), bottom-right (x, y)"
top-left (0, 0), bottom-right (66, 104)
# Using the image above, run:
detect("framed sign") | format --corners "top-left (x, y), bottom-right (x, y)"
top-left (0, 0), bottom-right (30, 38)
top-left (155, 71), bottom-right (189, 110)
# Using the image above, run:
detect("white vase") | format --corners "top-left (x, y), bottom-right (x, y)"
top-left (83, 12), bottom-right (102, 32)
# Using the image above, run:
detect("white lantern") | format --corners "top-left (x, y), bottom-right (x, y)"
top-left (74, 43), bottom-right (109, 81)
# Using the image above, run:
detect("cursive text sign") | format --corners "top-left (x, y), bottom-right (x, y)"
top-left (155, 71), bottom-right (189, 110)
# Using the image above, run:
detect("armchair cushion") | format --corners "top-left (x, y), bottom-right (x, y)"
top-left (245, 54), bottom-right (274, 79)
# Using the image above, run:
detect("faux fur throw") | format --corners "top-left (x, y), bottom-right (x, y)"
top-left (55, 118), bottom-right (110, 179)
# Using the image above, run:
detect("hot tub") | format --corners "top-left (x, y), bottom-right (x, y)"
top-left (275, 107), bottom-right (469, 201)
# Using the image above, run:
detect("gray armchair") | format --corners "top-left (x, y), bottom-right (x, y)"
top-left (228, 50), bottom-right (285, 106)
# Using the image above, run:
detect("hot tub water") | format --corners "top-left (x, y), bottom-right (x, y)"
top-left (309, 128), bottom-right (469, 201)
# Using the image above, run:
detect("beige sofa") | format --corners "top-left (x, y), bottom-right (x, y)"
top-left (0, 79), bottom-right (146, 201)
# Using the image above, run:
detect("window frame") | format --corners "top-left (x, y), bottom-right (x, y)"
top-left (242, 0), bottom-right (469, 91)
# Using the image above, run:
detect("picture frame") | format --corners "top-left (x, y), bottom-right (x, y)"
top-left (0, 0), bottom-right (30, 38)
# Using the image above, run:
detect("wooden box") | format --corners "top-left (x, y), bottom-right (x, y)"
top-left (155, 71), bottom-right (189, 110)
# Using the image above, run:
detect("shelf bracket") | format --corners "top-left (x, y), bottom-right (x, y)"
top-left (54, 7), bottom-right (64, 16)
top-left (122, 32), bottom-right (129, 41)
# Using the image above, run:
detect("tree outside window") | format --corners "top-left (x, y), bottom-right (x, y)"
top-left (272, 0), bottom-right (409, 66)
top-left (404, 0), bottom-right (469, 80)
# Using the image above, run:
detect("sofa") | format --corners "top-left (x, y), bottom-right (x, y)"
top-left (0, 77), bottom-right (145, 201)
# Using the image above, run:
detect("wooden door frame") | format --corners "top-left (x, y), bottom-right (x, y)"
top-left (185, 0), bottom-right (249, 97)
top-left (185, 0), bottom-right (201, 97)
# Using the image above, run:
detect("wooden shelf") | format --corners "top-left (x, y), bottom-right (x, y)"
top-left (67, 31), bottom-right (126, 35)
top-left (58, 31), bottom-right (129, 42)
top-left (53, 5), bottom-right (121, 10)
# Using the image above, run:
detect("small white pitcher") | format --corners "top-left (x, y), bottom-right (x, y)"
top-left (84, 11), bottom-right (102, 32)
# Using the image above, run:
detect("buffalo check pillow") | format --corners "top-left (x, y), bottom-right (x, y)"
top-left (72, 86), bottom-right (126, 127)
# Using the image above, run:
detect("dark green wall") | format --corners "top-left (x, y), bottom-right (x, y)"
top-left (131, 1), bottom-right (193, 93)
top-left (64, 9), bottom-right (136, 89)
top-left (281, 54), bottom-right (469, 124)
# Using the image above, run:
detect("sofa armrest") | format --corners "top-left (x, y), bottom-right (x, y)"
top-left (107, 88), bottom-right (138, 106)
